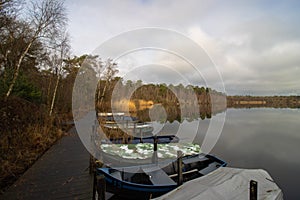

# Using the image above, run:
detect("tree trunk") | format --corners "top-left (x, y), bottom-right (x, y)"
top-left (49, 74), bottom-right (60, 116)
top-left (99, 80), bottom-right (109, 110)
top-left (5, 41), bottom-right (33, 99)
top-left (47, 74), bottom-right (53, 106)
top-left (95, 81), bottom-right (101, 109)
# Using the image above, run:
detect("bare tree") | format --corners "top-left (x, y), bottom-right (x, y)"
top-left (5, 0), bottom-right (67, 99)
top-left (0, 0), bottom-right (20, 78)
top-left (0, 0), bottom-right (20, 30)
top-left (48, 30), bottom-right (70, 116)
top-left (78, 56), bottom-right (119, 111)
top-left (98, 59), bottom-right (119, 109)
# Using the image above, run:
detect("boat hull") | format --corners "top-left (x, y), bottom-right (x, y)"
top-left (102, 135), bottom-right (179, 144)
top-left (96, 153), bottom-right (227, 198)
top-left (102, 169), bottom-right (176, 199)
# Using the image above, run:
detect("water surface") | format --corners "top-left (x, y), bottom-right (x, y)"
top-left (153, 108), bottom-right (300, 199)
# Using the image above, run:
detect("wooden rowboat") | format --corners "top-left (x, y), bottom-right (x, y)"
top-left (95, 153), bottom-right (227, 199)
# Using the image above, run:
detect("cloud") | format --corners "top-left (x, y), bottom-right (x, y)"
top-left (187, 17), bottom-right (300, 95)
top-left (66, 0), bottom-right (300, 95)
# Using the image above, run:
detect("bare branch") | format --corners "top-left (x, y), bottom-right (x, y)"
top-left (4, 0), bottom-right (68, 98)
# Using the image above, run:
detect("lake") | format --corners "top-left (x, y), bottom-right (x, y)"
top-left (152, 108), bottom-right (300, 199)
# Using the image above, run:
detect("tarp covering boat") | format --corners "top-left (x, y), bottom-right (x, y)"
top-left (153, 167), bottom-right (283, 200)
top-left (96, 142), bottom-right (202, 167)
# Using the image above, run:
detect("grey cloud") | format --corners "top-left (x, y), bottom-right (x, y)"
top-left (66, 0), bottom-right (300, 95)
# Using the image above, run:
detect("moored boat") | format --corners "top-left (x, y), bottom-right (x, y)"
top-left (95, 153), bottom-right (227, 199)
top-left (101, 135), bottom-right (179, 144)
top-left (96, 142), bottom-right (200, 167)
top-left (102, 122), bottom-right (154, 137)
top-left (98, 112), bottom-right (154, 137)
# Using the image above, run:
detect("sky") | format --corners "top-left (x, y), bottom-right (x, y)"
top-left (65, 0), bottom-right (300, 95)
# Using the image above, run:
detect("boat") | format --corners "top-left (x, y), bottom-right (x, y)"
top-left (94, 135), bottom-right (180, 167)
top-left (98, 112), bottom-right (154, 137)
top-left (101, 135), bottom-right (179, 144)
top-left (95, 153), bottom-right (227, 199)
top-left (98, 112), bottom-right (139, 123)
top-left (154, 167), bottom-right (283, 200)
top-left (96, 142), bottom-right (201, 167)
top-left (102, 122), bottom-right (154, 137)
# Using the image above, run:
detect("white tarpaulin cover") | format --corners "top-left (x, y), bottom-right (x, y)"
top-left (99, 143), bottom-right (201, 159)
top-left (154, 167), bottom-right (283, 200)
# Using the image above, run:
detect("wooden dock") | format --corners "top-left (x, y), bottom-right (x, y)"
top-left (1, 127), bottom-right (93, 200)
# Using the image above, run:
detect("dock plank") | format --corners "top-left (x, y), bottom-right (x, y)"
top-left (1, 127), bottom-right (93, 200)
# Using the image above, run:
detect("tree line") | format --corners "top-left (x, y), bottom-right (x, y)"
top-left (0, 2), bottom-right (124, 188)
top-left (227, 95), bottom-right (300, 108)
top-left (0, 0), bottom-right (79, 192)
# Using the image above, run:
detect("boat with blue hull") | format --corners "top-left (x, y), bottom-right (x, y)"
top-left (95, 153), bottom-right (227, 199)
top-left (94, 134), bottom-right (181, 167)
top-left (101, 135), bottom-right (179, 144)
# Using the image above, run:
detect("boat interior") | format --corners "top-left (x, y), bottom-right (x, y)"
top-left (106, 154), bottom-right (224, 186)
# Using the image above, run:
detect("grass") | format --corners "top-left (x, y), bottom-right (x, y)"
top-left (0, 96), bottom-right (68, 194)
top-left (0, 122), bottom-right (64, 193)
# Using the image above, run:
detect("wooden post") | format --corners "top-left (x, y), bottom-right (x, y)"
top-left (89, 155), bottom-right (95, 174)
top-left (152, 136), bottom-right (158, 164)
top-left (154, 135), bottom-right (158, 151)
top-left (126, 120), bottom-right (128, 132)
top-left (250, 180), bottom-right (258, 200)
top-left (92, 172), bottom-right (97, 200)
top-left (133, 122), bottom-right (136, 135)
top-left (177, 150), bottom-right (183, 185)
top-left (96, 174), bottom-right (106, 200)
top-left (140, 128), bottom-right (142, 139)
top-left (90, 123), bottom-right (96, 174)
